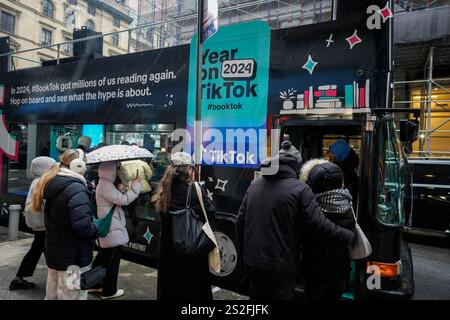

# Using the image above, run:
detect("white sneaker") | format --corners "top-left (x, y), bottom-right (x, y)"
top-left (212, 286), bottom-right (221, 293)
top-left (101, 289), bottom-right (124, 300)
top-left (88, 288), bottom-right (102, 293)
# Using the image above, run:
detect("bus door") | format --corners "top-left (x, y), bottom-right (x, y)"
top-left (361, 114), bottom-right (414, 299)
top-left (277, 117), bottom-right (364, 298)
top-left (279, 118), bottom-right (363, 168)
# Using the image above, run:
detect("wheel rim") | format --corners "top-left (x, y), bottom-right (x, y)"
top-left (212, 231), bottom-right (238, 277)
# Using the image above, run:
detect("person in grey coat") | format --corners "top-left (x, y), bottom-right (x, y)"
top-left (9, 156), bottom-right (56, 290)
top-left (90, 161), bottom-right (141, 299)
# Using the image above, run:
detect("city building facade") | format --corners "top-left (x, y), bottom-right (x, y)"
top-left (0, 0), bottom-right (134, 69)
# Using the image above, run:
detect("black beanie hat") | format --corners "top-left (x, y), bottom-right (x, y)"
top-left (307, 162), bottom-right (344, 194)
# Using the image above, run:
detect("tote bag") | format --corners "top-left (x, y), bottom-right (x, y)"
top-left (348, 208), bottom-right (372, 260)
top-left (170, 184), bottom-right (216, 256)
top-left (193, 182), bottom-right (221, 274)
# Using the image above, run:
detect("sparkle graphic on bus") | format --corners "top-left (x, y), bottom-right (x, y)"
top-left (214, 179), bottom-right (228, 192)
top-left (206, 189), bottom-right (214, 201)
top-left (302, 55), bottom-right (318, 75)
top-left (326, 34), bottom-right (334, 47)
top-left (379, 2), bottom-right (394, 23)
top-left (143, 227), bottom-right (154, 245)
top-left (345, 29), bottom-right (363, 49)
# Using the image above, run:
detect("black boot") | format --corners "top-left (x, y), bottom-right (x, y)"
top-left (9, 277), bottom-right (36, 290)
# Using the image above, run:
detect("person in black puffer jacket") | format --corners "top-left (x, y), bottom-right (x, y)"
top-left (31, 149), bottom-right (98, 300)
top-left (300, 159), bottom-right (356, 300)
top-left (236, 141), bottom-right (356, 300)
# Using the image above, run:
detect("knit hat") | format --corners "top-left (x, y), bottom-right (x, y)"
top-left (329, 140), bottom-right (351, 162)
top-left (279, 140), bottom-right (302, 163)
top-left (77, 136), bottom-right (92, 151)
top-left (170, 152), bottom-right (193, 166)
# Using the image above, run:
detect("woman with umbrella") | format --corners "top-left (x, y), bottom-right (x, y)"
top-left (86, 145), bottom-right (152, 299)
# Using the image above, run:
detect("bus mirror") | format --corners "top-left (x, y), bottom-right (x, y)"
top-left (399, 119), bottom-right (419, 144)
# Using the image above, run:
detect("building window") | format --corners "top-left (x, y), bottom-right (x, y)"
top-left (88, 4), bottom-right (96, 16)
top-left (41, 29), bottom-right (52, 46)
top-left (65, 11), bottom-right (76, 28)
top-left (67, 0), bottom-right (77, 5)
top-left (86, 20), bottom-right (94, 30)
top-left (113, 17), bottom-right (120, 28)
top-left (63, 37), bottom-right (72, 54)
top-left (111, 33), bottom-right (119, 46)
top-left (43, 0), bottom-right (55, 18)
top-left (0, 11), bottom-right (15, 34)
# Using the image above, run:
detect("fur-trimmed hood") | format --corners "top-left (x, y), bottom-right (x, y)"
top-left (300, 159), bottom-right (345, 194)
top-left (300, 159), bottom-right (328, 182)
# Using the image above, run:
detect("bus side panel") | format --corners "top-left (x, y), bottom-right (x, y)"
top-left (199, 165), bottom-right (255, 218)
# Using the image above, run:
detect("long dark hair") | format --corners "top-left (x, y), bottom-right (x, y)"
top-left (152, 165), bottom-right (192, 213)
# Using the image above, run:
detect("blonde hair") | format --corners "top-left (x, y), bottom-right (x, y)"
top-left (31, 149), bottom-right (80, 212)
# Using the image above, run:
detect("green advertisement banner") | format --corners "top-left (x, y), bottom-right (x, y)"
top-left (187, 21), bottom-right (271, 167)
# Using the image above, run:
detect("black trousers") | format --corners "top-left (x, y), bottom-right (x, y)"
top-left (92, 246), bottom-right (122, 296)
top-left (16, 231), bottom-right (45, 278)
top-left (248, 268), bottom-right (296, 300)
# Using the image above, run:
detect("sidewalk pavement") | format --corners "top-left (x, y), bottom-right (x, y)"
top-left (0, 226), bottom-right (247, 300)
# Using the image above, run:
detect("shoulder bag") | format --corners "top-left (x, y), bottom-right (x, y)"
top-left (193, 182), bottom-right (221, 274)
top-left (93, 204), bottom-right (116, 238)
top-left (79, 242), bottom-right (118, 290)
top-left (348, 208), bottom-right (372, 260)
top-left (170, 183), bottom-right (216, 256)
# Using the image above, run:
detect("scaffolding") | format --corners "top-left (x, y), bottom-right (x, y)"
top-left (1, 0), bottom-right (335, 69)
top-left (394, 46), bottom-right (450, 158)
top-left (129, 0), bottom-right (333, 52)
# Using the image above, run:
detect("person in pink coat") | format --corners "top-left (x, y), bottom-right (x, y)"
top-left (90, 161), bottom-right (141, 299)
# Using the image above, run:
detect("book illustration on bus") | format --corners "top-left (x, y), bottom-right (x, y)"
top-left (279, 79), bottom-right (371, 115)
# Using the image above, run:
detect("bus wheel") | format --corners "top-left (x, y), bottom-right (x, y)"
top-left (210, 223), bottom-right (245, 292)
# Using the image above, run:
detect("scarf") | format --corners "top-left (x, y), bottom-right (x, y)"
top-left (315, 188), bottom-right (353, 214)
top-left (58, 166), bottom-right (87, 186)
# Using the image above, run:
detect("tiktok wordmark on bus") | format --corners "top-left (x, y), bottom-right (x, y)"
top-left (202, 48), bottom-right (257, 101)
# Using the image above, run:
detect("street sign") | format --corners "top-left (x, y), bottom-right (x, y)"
top-left (202, 0), bottom-right (219, 42)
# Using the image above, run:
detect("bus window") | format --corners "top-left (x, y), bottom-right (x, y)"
top-left (377, 120), bottom-right (404, 225)
top-left (105, 123), bottom-right (174, 222)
